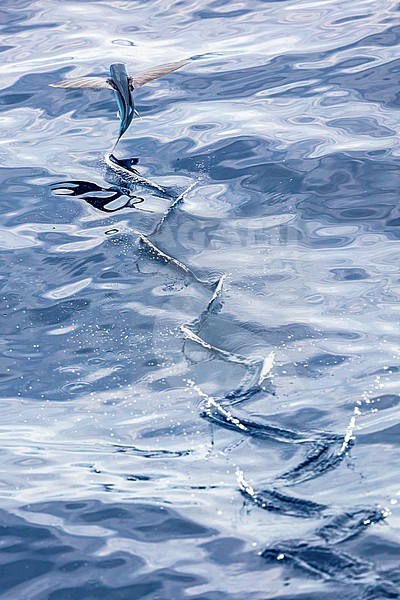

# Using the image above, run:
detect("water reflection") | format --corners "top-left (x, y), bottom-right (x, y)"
top-left (52, 179), bottom-right (146, 212)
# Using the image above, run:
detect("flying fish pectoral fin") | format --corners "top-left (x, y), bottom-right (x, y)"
top-left (129, 59), bottom-right (190, 89)
top-left (50, 77), bottom-right (113, 90)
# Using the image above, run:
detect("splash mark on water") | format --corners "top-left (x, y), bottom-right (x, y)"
top-left (187, 379), bottom-right (248, 433)
top-left (276, 436), bottom-right (352, 485)
top-left (151, 180), bottom-right (199, 236)
top-left (316, 507), bottom-right (389, 545)
top-left (237, 468), bottom-right (327, 518)
top-left (258, 351), bottom-right (275, 385)
top-left (338, 414), bottom-right (357, 457)
top-left (137, 232), bottom-right (214, 287)
top-left (181, 272), bottom-right (275, 406)
top-left (238, 468), bottom-right (388, 545)
top-left (181, 325), bottom-right (253, 366)
top-left (104, 152), bottom-right (169, 196)
top-left (260, 542), bottom-right (374, 582)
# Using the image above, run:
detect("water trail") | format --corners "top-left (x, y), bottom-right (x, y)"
top-left (182, 326), bottom-right (275, 394)
top-left (150, 181), bottom-right (199, 236)
top-left (181, 325), bottom-right (256, 366)
top-left (104, 152), bottom-right (171, 197)
top-left (68, 126), bottom-right (387, 590)
top-left (182, 279), bottom-right (275, 405)
top-left (223, 358), bottom-right (274, 406)
top-left (107, 160), bottom-right (386, 589)
top-left (137, 232), bottom-right (215, 287)
top-left (276, 436), bottom-right (354, 485)
top-left (189, 381), bottom-right (313, 443)
top-left (237, 469), bottom-right (327, 518)
top-left (182, 333), bottom-right (274, 407)
top-left (361, 581), bottom-right (400, 600)
top-left (186, 273), bottom-right (226, 332)
top-left (260, 542), bottom-right (375, 582)
top-left (220, 350), bottom-right (275, 406)
top-left (237, 468), bottom-right (388, 542)
top-left (180, 265), bottom-right (276, 407)
top-left (188, 380), bottom-right (248, 433)
top-left (113, 444), bottom-right (193, 458)
top-left (201, 404), bottom-right (315, 443)
top-left (316, 507), bottom-right (389, 545)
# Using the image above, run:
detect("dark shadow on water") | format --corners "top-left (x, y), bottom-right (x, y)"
top-left (51, 180), bottom-right (146, 212)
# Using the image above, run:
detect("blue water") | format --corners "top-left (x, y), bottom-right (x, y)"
top-left (1, 1), bottom-right (400, 598)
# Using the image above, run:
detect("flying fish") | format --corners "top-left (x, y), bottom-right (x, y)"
top-left (50, 60), bottom-right (189, 142)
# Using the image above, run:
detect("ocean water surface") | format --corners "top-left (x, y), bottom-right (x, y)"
top-left (0, 0), bottom-right (400, 598)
